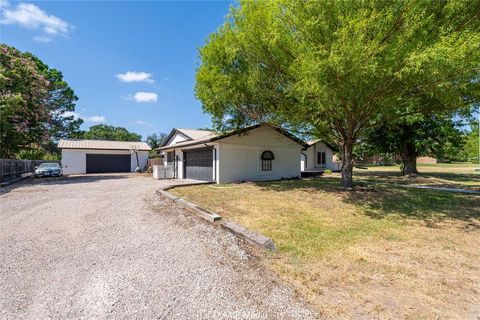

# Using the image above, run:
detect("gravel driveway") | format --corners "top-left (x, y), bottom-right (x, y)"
top-left (0, 174), bottom-right (316, 319)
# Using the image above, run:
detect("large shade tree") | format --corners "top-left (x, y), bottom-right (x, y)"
top-left (195, 0), bottom-right (480, 188)
top-left (463, 110), bottom-right (480, 163)
top-left (364, 114), bottom-right (466, 174)
top-left (0, 44), bottom-right (82, 158)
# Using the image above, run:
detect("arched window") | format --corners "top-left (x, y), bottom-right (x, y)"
top-left (261, 151), bottom-right (274, 171)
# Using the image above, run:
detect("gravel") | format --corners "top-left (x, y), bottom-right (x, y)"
top-left (0, 174), bottom-right (317, 319)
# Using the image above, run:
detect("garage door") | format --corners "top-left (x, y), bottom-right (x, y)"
top-left (86, 154), bottom-right (130, 173)
top-left (184, 148), bottom-right (213, 181)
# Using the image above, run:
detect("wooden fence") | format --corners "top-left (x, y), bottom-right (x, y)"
top-left (148, 158), bottom-right (164, 166)
top-left (0, 159), bottom-right (61, 183)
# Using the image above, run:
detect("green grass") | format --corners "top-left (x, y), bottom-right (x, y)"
top-left (172, 177), bottom-right (479, 259)
top-left (171, 166), bottom-right (480, 318)
top-left (353, 163), bottom-right (480, 189)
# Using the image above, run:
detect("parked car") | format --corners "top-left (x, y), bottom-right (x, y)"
top-left (34, 163), bottom-right (63, 177)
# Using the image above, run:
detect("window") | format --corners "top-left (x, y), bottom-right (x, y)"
top-left (317, 152), bottom-right (326, 165)
top-left (167, 152), bottom-right (174, 163)
top-left (261, 151), bottom-right (274, 171)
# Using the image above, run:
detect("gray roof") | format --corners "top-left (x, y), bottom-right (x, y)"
top-left (159, 124), bottom-right (309, 150)
top-left (58, 139), bottom-right (151, 151)
top-left (176, 128), bottom-right (218, 140)
top-left (306, 139), bottom-right (338, 152)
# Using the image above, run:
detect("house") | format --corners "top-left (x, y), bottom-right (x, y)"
top-left (301, 140), bottom-right (341, 172)
top-left (157, 124), bottom-right (308, 184)
top-left (58, 139), bottom-right (151, 175)
top-left (416, 156), bottom-right (437, 164)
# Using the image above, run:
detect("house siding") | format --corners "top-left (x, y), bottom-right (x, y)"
top-left (302, 141), bottom-right (340, 171)
top-left (217, 126), bottom-right (302, 183)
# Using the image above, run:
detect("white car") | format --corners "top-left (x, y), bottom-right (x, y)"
top-left (34, 163), bottom-right (63, 178)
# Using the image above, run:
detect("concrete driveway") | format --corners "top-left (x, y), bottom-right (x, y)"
top-left (0, 174), bottom-right (316, 319)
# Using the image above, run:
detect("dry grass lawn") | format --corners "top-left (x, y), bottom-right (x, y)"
top-left (171, 164), bottom-right (480, 319)
top-left (354, 163), bottom-right (480, 190)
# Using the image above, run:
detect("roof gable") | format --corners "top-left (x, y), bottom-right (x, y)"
top-left (160, 128), bottom-right (217, 148)
top-left (158, 124), bottom-right (308, 150)
top-left (306, 139), bottom-right (338, 152)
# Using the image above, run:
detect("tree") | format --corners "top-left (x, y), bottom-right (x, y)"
top-left (0, 44), bottom-right (82, 158)
top-left (463, 115), bottom-right (480, 163)
top-left (79, 124), bottom-right (141, 141)
top-left (195, 0), bottom-right (480, 188)
top-left (146, 132), bottom-right (167, 151)
top-left (28, 53), bottom-right (83, 146)
top-left (365, 114), bottom-right (465, 174)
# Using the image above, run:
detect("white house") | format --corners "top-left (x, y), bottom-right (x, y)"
top-left (157, 124), bottom-right (308, 184)
top-left (59, 139), bottom-right (151, 175)
top-left (301, 140), bottom-right (341, 172)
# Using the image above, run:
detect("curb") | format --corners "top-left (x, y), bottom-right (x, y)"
top-left (221, 220), bottom-right (277, 251)
top-left (156, 187), bottom-right (221, 223)
top-left (155, 183), bottom-right (277, 251)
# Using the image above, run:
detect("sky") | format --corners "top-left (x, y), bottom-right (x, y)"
top-left (0, 0), bottom-right (234, 139)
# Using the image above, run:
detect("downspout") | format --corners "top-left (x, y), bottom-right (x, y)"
top-left (135, 151), bottom-right (140, 170)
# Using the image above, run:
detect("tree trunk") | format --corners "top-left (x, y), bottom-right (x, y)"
top-left (341, 140), bottom-right (354, 189)
top-left (400, 141), bottom-right (418, 175)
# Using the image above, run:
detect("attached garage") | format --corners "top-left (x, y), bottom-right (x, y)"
top-left (58, 139), bottom-right (151, 175)
top-left (158, 124), bottom-right (307, 184)
top-left (184, 148), bottom-right (213, 181)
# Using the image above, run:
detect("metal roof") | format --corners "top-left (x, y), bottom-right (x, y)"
top-left (159, 124), bottom-right (309, 150)
top-left (58, 139), bottom-right (151, 151)
top-left (176, 128), bottom-right (217, 140)
top-left (159, 128), bottom-right (219, 148)
top-left (306, 139), bottom-right (338, 152)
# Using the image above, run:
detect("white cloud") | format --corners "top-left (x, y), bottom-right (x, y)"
top-left (131, 120), bottom-right (153, 127)
top-left (85, 115), bottom-right (106, 123)
top-left (0, 0), bottom-right (9, 9)
top-left (62, 111), bottom-right (80, 119)
top-left (33, 35), bottom-right (51, 43)
top-left (1, 1), bottom-right (71, 43)
top-left (62, 111), bottom-right (105, 123)
top-left (126, 92), bottom-right (158, 103)
top-left (116, 71), bottom-right (153, 83)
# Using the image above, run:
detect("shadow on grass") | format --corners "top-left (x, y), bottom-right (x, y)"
top-left (354, 170), bottom-right (479, 185)
top-left (0, 174), bottom-right (129, 196)
top-left (254, 178), bottom-right (480, 226)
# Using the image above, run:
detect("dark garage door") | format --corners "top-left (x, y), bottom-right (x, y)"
top-left (86, 154), bottom-right (130, 173)
top-left (184, 148), bottom-right (213, 181)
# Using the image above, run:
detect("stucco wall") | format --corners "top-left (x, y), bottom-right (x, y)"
top-left (217, 126), bottom-right (302, 183)
top-left (61, 149), bottom-right (149, 174)
top-left (302, 142), bottom-right (339, 171)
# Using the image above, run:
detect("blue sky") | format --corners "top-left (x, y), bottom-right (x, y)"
top-left (0, 0), bottom-right (234, 139)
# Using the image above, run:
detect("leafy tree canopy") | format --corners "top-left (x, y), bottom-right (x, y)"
top-left (78, 124), bottom-right (141, 141)
top-left (146, 132), bottom-right (167, 150)
top-left (364, 114), bottom-right (466, 173)
top-left (0, 44), bottom-right (82, 159)
top-left (195, 0), bottom-right (480, 187)
top-left (463, 110), bottom-right (480, 163)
